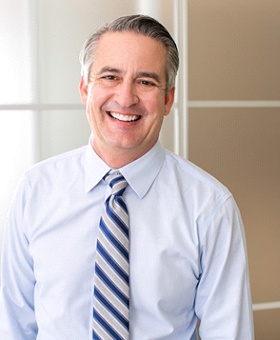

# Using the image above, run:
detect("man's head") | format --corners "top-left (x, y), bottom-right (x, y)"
top-left (79, 15), bottom-right (179, 168)
top-left (79, 14), bottom-right (179, 93)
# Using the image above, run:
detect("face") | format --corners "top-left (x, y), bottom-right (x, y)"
top-left (80, 31), bottom-right (175, 166)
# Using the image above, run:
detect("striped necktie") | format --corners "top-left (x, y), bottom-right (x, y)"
top-left (92, 172), bottom-right (129, 340)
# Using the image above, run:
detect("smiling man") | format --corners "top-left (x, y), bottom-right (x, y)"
top-left (0, 15), bottom-right (254, 339)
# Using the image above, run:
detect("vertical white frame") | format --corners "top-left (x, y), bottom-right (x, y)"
top-left (173, 0), bottom-right (188, 158)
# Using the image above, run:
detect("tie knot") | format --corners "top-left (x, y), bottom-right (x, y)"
top-left (104, 172), bottom-right (128, 196)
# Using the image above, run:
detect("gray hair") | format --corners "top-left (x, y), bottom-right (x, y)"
top-left (79, 14), bottom-right (179, 92)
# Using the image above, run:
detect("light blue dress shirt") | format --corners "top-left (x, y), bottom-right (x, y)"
top-left (0, 141), bottom-right (254, 339)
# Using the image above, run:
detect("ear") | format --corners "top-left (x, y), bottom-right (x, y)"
top-left (164, 86), bottom-right (175, 116)
top-left (79, 77), bottom-right (88, 105)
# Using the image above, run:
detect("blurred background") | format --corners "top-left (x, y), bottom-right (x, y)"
top-left (0, 1), bottom-right (279, 338)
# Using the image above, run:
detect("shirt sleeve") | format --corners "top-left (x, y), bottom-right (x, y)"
top-left (195, 196), bottom-right (254, 339)
top-left (0, 175), bottom-right (38, 339)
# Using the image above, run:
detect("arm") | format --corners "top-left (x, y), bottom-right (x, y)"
top-left (195, 197), bottom-right (254, 339)
top-left (0, 176), bottom-right (38, 339)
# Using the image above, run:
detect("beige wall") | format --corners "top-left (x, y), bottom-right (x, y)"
top-left (188, 1), bottom-right (280, 339)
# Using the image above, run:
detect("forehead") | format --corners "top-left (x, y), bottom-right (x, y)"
top-left (93, 31), bottom-right (167, 73)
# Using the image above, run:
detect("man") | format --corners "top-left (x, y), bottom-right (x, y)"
top-left (0, 15), bottom-right (254, 339)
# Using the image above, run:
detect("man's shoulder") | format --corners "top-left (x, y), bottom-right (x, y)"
top-left (164, 149), bottom-right (231, 198)
top-left (25, 145), bottom-right (87, 181)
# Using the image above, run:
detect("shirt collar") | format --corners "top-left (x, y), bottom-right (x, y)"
top-left (84, 140), bottom-right (165, 199)
top-left (84, 143), bottom-right (110, 193)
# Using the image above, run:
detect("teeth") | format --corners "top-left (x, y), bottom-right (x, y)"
top-left (110, 112), bottom-right (140, 122)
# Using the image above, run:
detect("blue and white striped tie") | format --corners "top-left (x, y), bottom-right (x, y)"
top-left (92, 172), bottom-right (129, 340)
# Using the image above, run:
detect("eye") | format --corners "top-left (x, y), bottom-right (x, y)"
top-left (102, 75), bottom-right (118, 81)
top-left (138, 79), bottom-right (156, 87)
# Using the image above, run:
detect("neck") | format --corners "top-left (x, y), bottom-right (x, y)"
top-left (98, 151), bottom-right (139, 169)
top-left (91, 141), bottom-right (155, 169)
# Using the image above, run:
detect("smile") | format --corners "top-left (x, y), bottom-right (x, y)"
top-left (108, 112), bottom-right (141, 122)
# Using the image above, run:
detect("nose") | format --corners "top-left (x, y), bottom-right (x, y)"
top-left (115, 80), bottom-right (139, 107)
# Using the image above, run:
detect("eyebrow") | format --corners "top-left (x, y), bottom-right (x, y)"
top-left (97, 67), bottom-right (162, 84)
top-left (98, 67), bottom-right (121, 75)
top-left (137, 72), bottom-right (161, 84)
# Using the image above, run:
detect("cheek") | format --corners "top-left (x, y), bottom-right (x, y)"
top-left (144, 92), bottom-right (165, 111)
top-left (150, 98), bottom-right (169, 120)
top-left (85, 89), bottom-right (102, 119)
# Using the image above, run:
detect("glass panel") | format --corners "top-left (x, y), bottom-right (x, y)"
top-left (0, 1), bottom-right (33, 104)
top-left (253, 309), bottom-right (280, 339)
top-left (188, 0), bottom-right (280, 100)
top-left (39, 110), bottom-right (90, 160)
